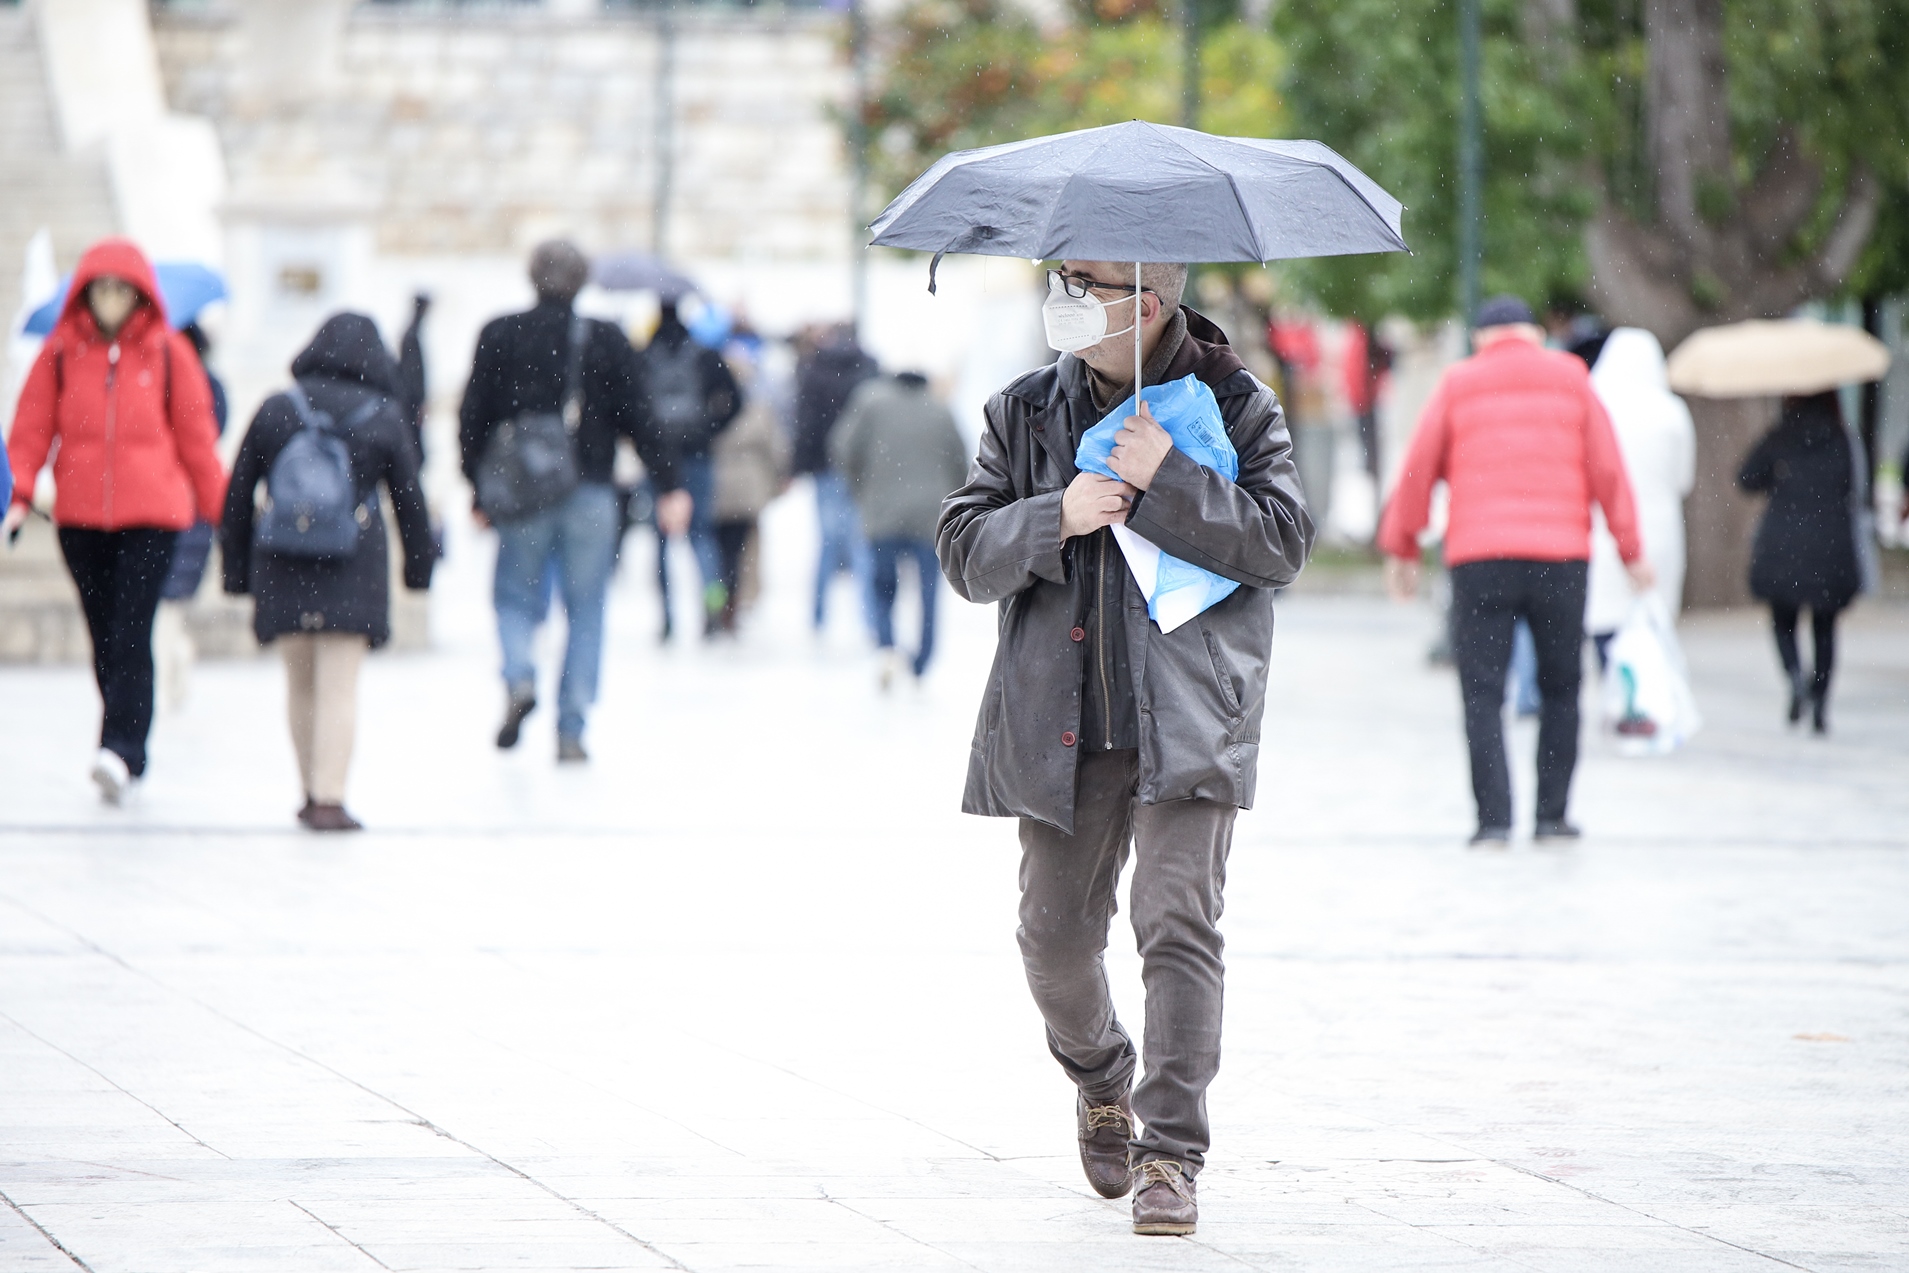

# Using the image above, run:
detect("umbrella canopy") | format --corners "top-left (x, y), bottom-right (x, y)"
top-left (22, 261), bottom-right (227, 337)
top-left (1667, 319), bottom-right (1892, 398)
top-left (868, 120), bottom-right (1408, 267)
top-left (590, 252), bottom-right (697, 300)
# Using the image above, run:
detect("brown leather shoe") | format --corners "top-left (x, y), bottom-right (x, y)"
top-left (1131, 1158), bottom-right (1196, 1235)
top-left (1076, 1091), bottom-right (1135, 1198)
top-left (304, 803), bottom-right (364, 833)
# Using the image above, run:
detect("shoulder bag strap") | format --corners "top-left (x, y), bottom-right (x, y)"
top-left (562, 314), bottom-right (589, 433)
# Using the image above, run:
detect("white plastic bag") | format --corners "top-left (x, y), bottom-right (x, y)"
top-left (1599, 596), bottom-right (1702, 755)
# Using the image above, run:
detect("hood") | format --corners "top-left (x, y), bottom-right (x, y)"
top-left (291, 312), bottom-right (400, 395)
top-left (59, 238), bottom-right (166, 336)
top-left (1590, 327), bottom-right (1670, 396)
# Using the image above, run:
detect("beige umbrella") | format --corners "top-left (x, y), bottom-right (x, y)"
top-left (1666, 318), bottom-right (1891, 398)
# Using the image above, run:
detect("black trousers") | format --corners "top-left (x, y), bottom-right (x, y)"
top-left (58, 527), bottom-right (178, 777)
top-left (1450, 559), bottom-right (1588, 830)
top-left (1769, 602), bottom-right (1841, 699)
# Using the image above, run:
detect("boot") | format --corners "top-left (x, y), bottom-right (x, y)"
top-left (1811, 687), bottom-right (1829, 736)
top-left (1786, 667), bottom-right (1807, 725)
top-left (496, 687), bottom-right (536, 749)
top-left (1076, 1091), bottom-right (1135, 1199)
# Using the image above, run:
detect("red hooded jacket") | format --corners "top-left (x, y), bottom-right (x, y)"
top-left (8, 239), bottom-right (226, 532)
top-left (1377, 335), bottom-right (1642, 567)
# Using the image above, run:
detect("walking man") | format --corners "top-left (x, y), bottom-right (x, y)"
top-left (830, 370), bottom-right (969, 687)
top-left (1378, 294), bottom-right (1651, 844)
top-left (793, 322), bottom-right (879, 631)
top-left (938, 261), bottom-right (1312, 1235)
top-left (459, 240), bottom-right (687, 762)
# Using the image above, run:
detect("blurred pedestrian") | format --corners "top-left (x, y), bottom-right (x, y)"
top-left (153, 320), bottom-right (230, 711)
top-left (220, 314), bottom-right (436, 832)
top-left (793, 322), bottom-right (878, 632)
top-left (1737, 392), bottom-right (1862, 734)
top-left (832, 371), bottom-right (968, 686)
top-left (710, 346), bottom-right (790, 635)
top-left (939, 260), bottom-right (1312, 1236)
top-left (641, 296), bottom-right (741, 638)
top-left (1584, 328), bottom-right (1696, 661)
top-left (1379, 295), bottom-right (1650, 846)
top-left (396, 292), bottom-right (431, 460)
top-left (459, 240), bottom-right (687, 762)
top-left (3, 238), bottom-right (226, 804)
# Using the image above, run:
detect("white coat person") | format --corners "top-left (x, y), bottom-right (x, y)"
top-left (1585, 328), bottom-right (1695, 648)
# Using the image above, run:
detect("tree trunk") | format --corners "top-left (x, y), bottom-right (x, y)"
top-left (1682, 396), bottom-right (1773, 609)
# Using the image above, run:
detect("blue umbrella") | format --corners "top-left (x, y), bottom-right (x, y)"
top-left (21, 262), bottom-right (228, 337)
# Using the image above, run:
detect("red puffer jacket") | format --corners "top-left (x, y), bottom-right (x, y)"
top-left (1378, 335), bottom-right (1642, 567)
top-left (7, 238), bottom-right (226, 531)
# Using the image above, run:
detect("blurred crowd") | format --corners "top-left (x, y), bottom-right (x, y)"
top-left (6, 236), bottom-right (962, 830)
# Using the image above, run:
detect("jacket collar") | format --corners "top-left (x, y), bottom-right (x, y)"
top-left (1017, 305), bottom-right (1251, 481)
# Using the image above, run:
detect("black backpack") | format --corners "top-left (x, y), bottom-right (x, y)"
top-left (645, 337), bottom-right (713, 453)
top-left (477, 315), bottom-right (586, 524)
top-left (256, 385), bottom-right (376, 559)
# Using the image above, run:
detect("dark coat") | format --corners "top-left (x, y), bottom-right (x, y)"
top-left (639, 317), bottom-right (743, 461)
top-left (1739, 393), bottom-right (1861, 611)
top-left (220, 314), bottom-right (435, 647)
top-left (792, 336), bottom-right (879, 475)
top-left (458, 299), bottom-right (678, 500)
top-left (937, 308), bottom-right (1314, 833)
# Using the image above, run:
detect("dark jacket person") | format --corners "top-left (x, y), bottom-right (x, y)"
top-left (457, 240), bottom-right (678, 761)
top-left (221, 312), bottom-right (435, 832)
top-left (936, 260), bottom-right (1312, 1235)
top-left (1738, 391), bottom-right (1862, 732)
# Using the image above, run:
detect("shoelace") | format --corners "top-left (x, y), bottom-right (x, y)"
top-left (1134, 1158), bottom-right (1193, 1203)
top-left (1083, 1103), bottom-right (1132, 1132)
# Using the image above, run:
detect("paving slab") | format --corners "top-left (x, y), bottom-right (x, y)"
top-left (1, 504), bottom-right (1904, 1270)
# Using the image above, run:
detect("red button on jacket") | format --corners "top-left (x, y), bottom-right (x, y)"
top-left (1060, 731), bottom-right (1077, 747)
top-left (1069, 626), bottom-right (1085, 642)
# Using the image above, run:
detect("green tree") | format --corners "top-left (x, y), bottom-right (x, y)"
top-left (1274, 0), bottom-right (1909, 339)
top-left (865, 0), bottom-right (1285, 205)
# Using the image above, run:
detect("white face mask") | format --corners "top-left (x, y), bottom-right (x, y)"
top-left (1042, 275), bottom-right (1138, 354)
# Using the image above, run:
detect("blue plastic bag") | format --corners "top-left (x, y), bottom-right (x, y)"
top-left (1074, 375), bottom-right (1241, 632)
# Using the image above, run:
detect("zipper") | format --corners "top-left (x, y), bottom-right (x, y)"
top-left (1096, 530), bottom-right (1113, 750)
top-left (103, 343), bottom-right (120, 525)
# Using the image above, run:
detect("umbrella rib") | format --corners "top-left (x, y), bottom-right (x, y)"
top-left (1147, 124), bottom-right (1268, 262)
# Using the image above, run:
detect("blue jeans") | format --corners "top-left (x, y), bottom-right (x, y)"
top-left (871, 536), bottom-right (940, 677)
top-left (494, 482), bottom-right (619, 741)
top-left (814, 470), bottom-right (873, 631)
top-left (1506, 617), bottom-right (1542, 716)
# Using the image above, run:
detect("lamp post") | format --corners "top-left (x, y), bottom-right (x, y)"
top-left (652, 0), bottom-right (677, 259)
top-left (850, 0), bottom-right (870, 341)
top-left (1180, 0), bottom-right (1199, 129)
top-left (1457, 0), bottom-right (1482, 329)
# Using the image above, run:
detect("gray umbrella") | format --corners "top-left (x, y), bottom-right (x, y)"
top-left (868, 120), bottom-right (1408, 390)
top-left (869, 120), bottom-right (1406, 267)
top-left (591, 251), bottom-right (698, 299)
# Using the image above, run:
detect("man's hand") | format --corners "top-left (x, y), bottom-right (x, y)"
top-left (1106, 401), bottom-right (1173, 491)
top-left (1385, 555), bottom-right (1420, 602)
top-left (1061, 473), bottom-right (1136, 539)
top-left (656, 488), bottom-right (693, 538)
top-left (1625, 557), bottom-right (1657, 593)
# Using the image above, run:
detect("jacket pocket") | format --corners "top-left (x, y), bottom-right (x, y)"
top-left (1202, 628), bottom-right (1243, 717)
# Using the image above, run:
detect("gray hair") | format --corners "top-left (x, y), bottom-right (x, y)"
top-left (529, 239), bottom-right (589, 304)
top-left (1141, 262), bottom-right (1188, 313)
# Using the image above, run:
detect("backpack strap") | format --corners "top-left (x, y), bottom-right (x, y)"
top-left (284, 382), bottom-right (336, 433)
top-left (562, 314), bottom-right (589, 433)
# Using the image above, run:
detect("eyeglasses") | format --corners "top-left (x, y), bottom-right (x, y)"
top-left (1047, 270), bottom-right (1153, 301)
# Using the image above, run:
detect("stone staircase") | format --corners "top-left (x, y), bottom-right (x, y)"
top-left (0, 4), bottom-right (118, 326)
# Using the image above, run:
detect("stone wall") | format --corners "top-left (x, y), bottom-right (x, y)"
top-left (153, 5), bottom-right (853, 264)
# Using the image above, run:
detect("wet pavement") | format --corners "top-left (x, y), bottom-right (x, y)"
top-left (1, 492), bottom-right (1905, 1272)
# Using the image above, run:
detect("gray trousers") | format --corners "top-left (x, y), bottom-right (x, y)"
top-left (1017, 748), bottom-right (1235, 1172)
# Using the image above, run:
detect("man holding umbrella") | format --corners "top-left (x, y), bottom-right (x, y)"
top-left (939, 259), bottom-right (1312, 1233)
top-left (880, 119), bottom-right (1404, 1236)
